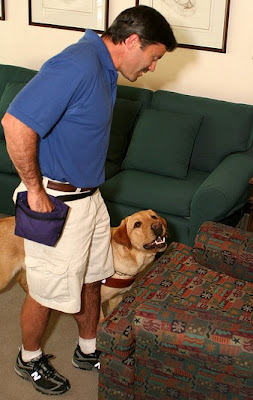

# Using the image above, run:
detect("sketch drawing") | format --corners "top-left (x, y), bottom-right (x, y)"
top-left (161, 0), bottom-right (197, 17)
top-left (42, 0), bottom-right (93, 13)
top-left (140, 0), bottom-right (230, 52)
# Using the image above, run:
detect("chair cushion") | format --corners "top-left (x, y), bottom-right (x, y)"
top-left (0, 81), bottom-right (27, 138)
top-left (123, 109), bottom-right (202, 179)
top-left (192, 221), bottom-right (253, 283)
top-left (107, 98), bottom-right (142, 163)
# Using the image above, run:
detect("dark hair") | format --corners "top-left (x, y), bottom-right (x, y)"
top-left (102, 5), bottom-right (177, 52)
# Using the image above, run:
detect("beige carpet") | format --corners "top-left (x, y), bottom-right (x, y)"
top-left (0, 282), bottom-right (98, 399)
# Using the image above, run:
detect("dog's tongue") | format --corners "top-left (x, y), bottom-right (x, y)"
top-left (144, 236), bottom-right (166, 249)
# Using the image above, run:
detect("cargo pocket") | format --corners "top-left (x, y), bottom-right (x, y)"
top-left (25, 254), bottom-right (70, 300)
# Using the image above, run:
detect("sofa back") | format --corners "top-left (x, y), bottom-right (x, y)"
top-left (0, 64), bottom-right (37, 175)
top-left (151, 90), bottom-right (253, 172)
top-left (0, 64), bottom-right (37, 136)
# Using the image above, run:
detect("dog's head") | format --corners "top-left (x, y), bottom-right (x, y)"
top-left (112, 209), bottom-right (168, 253)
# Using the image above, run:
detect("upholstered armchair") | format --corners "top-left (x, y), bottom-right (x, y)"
top-left (97, 221), bottom-right (253, 400)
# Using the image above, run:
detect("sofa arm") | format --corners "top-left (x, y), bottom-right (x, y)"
top-left (190, 152), bottom-right (253, 245)
top-left (192, 221), bottom-right (253, 282)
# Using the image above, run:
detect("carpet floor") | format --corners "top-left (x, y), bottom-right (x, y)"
top-left (0, 282), bottom-right (98, 399)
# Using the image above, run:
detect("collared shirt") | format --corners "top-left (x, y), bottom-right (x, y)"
top-left (8, 30), bottom-right (118, 187)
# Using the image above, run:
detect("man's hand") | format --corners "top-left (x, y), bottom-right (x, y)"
top-left (27, 188), bottom-right (54, 213)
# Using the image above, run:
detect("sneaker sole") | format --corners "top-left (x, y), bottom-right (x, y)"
top-left (14, 365), bottom-right (70, 396)
top-left (71, 359), bottom-right (100, 371)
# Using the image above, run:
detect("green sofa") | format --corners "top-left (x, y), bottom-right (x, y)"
top-left (0, 64), bottom-right (253, 245)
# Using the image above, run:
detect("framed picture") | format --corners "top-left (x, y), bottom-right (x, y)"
top-left (137, 0), bottom-right (231, 53)
top-left (28, 0), bottom-right (109, 33)
top-left (0, 0), bottom-right (5, 20)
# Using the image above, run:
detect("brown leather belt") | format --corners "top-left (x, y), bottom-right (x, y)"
top-left (47, 180), bottom-right (94, 193)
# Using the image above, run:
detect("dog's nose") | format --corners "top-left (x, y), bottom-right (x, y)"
top-left (151, 222), bottom-right (163, 236)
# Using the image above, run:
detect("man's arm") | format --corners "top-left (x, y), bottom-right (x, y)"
top-left (1, 112), bottom-right (53, 212)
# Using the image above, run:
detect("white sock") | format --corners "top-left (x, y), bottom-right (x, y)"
top-left (78, 337), bottom-right (96, 355)
top-left (21, 345), bottom-right (42, 362)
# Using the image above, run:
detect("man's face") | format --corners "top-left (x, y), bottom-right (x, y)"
top-left (120, 40), bottom-right (167, 82)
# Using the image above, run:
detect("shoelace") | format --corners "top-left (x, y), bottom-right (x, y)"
top-left (32, 354), bottom-right (56, 379)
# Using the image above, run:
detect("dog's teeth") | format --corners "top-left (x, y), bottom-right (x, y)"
top-left (155, 237), bottom-right (165, 245)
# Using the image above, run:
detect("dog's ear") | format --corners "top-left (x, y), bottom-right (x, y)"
top-left (112, 220), bottom-right (132, 249)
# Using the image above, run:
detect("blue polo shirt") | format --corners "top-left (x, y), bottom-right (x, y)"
top-left (8, 30), bottom-right (118, 187)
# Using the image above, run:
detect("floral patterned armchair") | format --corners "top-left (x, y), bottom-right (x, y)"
top-left (97, 221), bottom-right (253, 400)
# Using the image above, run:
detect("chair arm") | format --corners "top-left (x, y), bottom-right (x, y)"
top-left (247, 177), bottom-right (253, 231)
top-left (97, 284), bottom-right (154, 359)
top-left (190, 152), bottom-right (253, 245)
top-left (192, 221), bottom-right (253, 282)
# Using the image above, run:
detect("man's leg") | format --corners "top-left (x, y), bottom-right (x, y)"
top-left (14, 294), bottom-right (70, 395)
top-left (73, 281), bottom-right (101, 338)
top-left (21, 294), bottom-right (51, 351)
top-left (72, 281), bottom-right (102, 370)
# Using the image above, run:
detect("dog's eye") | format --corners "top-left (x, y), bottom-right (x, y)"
top-left (134, 221), bottom-right (142, 228)
top-left (151, 215), bottom-right (158, 220)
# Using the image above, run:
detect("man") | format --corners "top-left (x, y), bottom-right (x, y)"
top-left (1, 5), bottom-right (177, 395)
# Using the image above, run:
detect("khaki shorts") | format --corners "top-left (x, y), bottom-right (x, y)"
top-left (13, 179), bottom-right (114, 314)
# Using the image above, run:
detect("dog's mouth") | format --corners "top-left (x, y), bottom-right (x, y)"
top-left (143, 236), bottom-right (167, 250)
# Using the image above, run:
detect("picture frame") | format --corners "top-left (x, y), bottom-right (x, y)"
top-left (137, 0), bottom-right (231, 53)
top-left (0, 0), bottom-right (5, 20)
top-left (28, 0), bottom-right (109, 33)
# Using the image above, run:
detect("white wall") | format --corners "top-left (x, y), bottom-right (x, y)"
top-left (0, 0), bottom-right (253, 105)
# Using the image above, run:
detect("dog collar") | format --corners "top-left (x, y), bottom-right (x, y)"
top-left (101, 276), bottom-right (136, 288)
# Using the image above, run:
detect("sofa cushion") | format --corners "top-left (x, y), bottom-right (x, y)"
top-left (100, 169), bottom-right (209, 217)
top-left (152, 90), bottom-right (253, 172)
top-left (105, 160), bottom-right (122, 180)
top-left (122, 109), bottom-right (202, 179)
top-left (0, 81), bottom-right (27, 138)
top-left (107, 98), bottom-right (142, 163)
top-left (192, 221), bottom-right (253, 283)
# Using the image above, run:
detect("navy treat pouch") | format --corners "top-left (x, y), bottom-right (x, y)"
top-left (15, 191), bottom-right (69, 246)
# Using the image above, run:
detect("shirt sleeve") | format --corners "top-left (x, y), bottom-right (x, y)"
top-left (7, 54), bottom-right (87, 138)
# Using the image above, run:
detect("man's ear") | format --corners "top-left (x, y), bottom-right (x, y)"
top-left (124, 34), bottom-right (141, 50)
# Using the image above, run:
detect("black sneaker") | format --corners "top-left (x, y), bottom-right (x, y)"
top-left (14, 349), bottom-right (70, 395)
top-left (72, 345), bottom-right (101, 371)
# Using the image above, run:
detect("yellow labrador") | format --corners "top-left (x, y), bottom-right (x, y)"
top-left (100, 209), bottom-right (167, 318)
top-left (0, 210), bottom-right (167, 317)
top-left (0, 217), bottom-right (27, 292)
